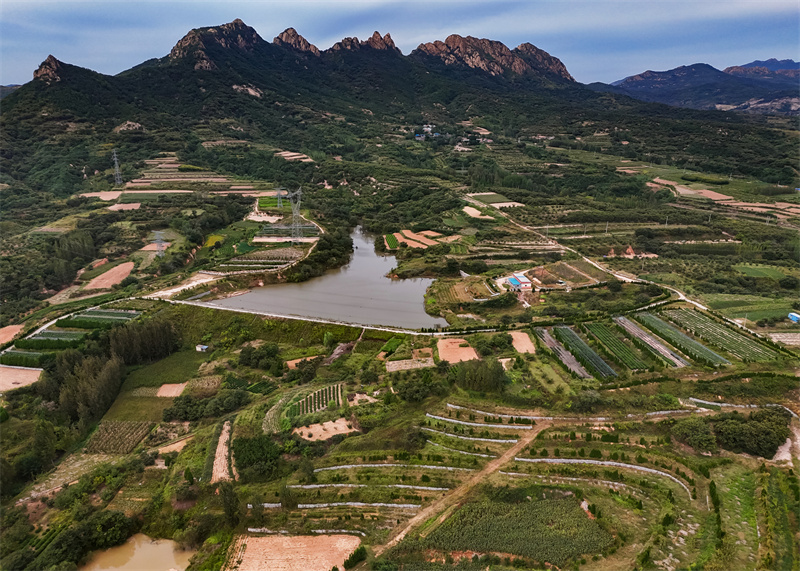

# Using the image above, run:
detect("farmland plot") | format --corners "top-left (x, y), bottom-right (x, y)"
top-left (662, 308), bottom-right (778, 361)
top-left (585, 322), bottom-right (648, 370)
top-left (211, 420), bottom-right (235, 483)
top-left (534, 328), bottom-right (592, 379)
top-left (424, 497), bottom-right (612, 567)
top-left (613, 316), bottom-right (689, 368)
top-left (85, 421), bottom-right (153, 454)
top-left (553, 326), bottom-right (617, 378)
top-left (635, 313), bottom-right (730, 366)
top-left (286, 384), bottom-right (344, 417)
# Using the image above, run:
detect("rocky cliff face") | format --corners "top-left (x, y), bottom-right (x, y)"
top-left (513, 42), bottom-right (574, 81)
top-left (412, 34), bottom-right (573, 80)
top-left (33, 55), bottom-right (63, 84)
top-left (724, 65), bottom-right (799, 81)
top-left (273, 28), bottom-right (320, 56)
top-left (169, 18), bottom-right (264, 70)
top-left (329, 31), bottom-right (400, 53)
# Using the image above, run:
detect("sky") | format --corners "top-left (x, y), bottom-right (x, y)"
top-left (1, 0), bottom-right (798, 86)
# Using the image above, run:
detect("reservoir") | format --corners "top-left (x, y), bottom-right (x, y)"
top-left (211, 228), bottom-right (448, 330)
top-left (81, 534), bottom-right (195, 571)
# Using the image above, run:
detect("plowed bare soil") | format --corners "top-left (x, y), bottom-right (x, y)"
top-left (84, 262), bottom-right (134, 289)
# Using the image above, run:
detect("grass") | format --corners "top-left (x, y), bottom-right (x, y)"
top-left (103, 395), bottom-right (175, 422)
top-left (733, 265), bottom-right (785, 279)
top-left (469, 192), bottom-right (510, 204)
top-left (205, 234), bottom-right (225, 248)
top-left (123, 350), bottom-right (207, 390)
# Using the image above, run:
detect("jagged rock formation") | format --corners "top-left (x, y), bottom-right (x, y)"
top-left (33, 55), bottom-right (63, 83)
top-left (169, 18), bottom-right (264, 70)
top-left (412, 34), bottom-right (573, 81)
top-left (329, 31), bottom-right (400, 53)
top-left (273, 27), bottom-right (320, 56)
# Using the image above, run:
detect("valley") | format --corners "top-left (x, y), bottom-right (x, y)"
top-left (0, 17), bottom-right (798, 571)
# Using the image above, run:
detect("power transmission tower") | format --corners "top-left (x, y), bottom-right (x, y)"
top-left (112, 149), bottom-right (123, 186)
top-left (276, 187), bottom-right (285, 208)
top-left (288, 187), bottom-right (303, 244)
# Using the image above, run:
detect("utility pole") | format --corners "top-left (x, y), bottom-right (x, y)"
top-left (112, 149), bottom-right (122, 186)
top-left (665, 215), bottom-right (668, 227)
top-left (605, 221), bottom-right (609, 235)
top-left (289, 187), bottom-right (303, 244)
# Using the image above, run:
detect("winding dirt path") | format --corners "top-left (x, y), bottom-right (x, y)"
top-left (375, 421), bottom-right (550, 555)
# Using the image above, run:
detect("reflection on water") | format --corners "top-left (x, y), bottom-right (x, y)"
top-left (80, 534), bottom-right (195, 571)
top-left (211, 228), bottom-right (448, 330)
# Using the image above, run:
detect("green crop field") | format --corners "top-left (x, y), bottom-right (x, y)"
top-left (553, 326), bottom-right (617, 378)
top-left (662, 309), bottom-right (778, 361)
top-left (424, 496), bottom-right (613, 566)
top-left (470, 192), bottom-right (510, 204)
top-left (585, 322), bottom-right (649, 370)
top-left (733, 265), bottom-right (786, 279)
top-left (636, 312), bottom-right (730, 366)
top-left (123, 350), bottom-right (207, 389)
top-left (384, 233), bottom-right (399, 249)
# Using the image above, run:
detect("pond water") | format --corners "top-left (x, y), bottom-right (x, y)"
top-left (211, 228), bottom-right (448, 330)
top-left (81, 534), bottom-right (195, 571)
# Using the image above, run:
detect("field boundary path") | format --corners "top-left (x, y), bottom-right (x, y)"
top-left (375, 421), bottom-right (551, 556)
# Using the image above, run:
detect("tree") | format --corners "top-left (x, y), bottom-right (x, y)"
top-left (184, 468), bottom-right (194, 485)
top-left (671, 416), bottom-right (716, 452)
top-left (219, 481), bottom-right (240, 526)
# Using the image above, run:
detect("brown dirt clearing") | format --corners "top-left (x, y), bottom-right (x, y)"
top-left (156, 382), bottom-right (187, 397)
top-left (108, 203), bottom-right (140, 211)
top-left (0, 324), bottom-right (23, 344)
top-left (0, 365), bottom-right (42, 391)
top-left (437, 338), bottom-right (479, 363)
top-left (286, 356), bottom-right (321, 369)
top-left (84, 261), bottom-right (134, 289)
top-left (509, 331), bottom-right (536, 354)
top-left (231, 535), bottom-right (360, 571)
top-left (293, 418), bottom-right (358, 441)
top-left (462, 206), bottom-right (493, 219)
top-left (159, 436), bottom-right (194, 455)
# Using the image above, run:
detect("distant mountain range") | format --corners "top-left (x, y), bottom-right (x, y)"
top-left (593, 59), bottom-right (799, 115)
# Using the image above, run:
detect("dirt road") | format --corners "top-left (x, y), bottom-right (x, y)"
top-left (375, 421), bottom-right (550, 555)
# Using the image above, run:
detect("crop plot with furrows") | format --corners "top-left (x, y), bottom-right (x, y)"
top-left (85, 421), bottom-right (153, 454)
top-left (662, 308), bottom-right (778, 361)
top-left (553, 326), bottom-right (617, 378)
top-left (635, 313), bottom-right (730, 366)
top-left (585, 322), bottom-right (648, 370)
top-left (613, 316), bottom-right (689, 367)
top-left (534, 328), bottom-right (592, 379)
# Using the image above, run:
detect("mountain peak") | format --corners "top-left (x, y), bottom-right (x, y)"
top-left (33, 55), bottom-right (64, 83)
top-left (329, 31), bottom-right (400, 52)
top-left (168, 19), bottom-right (264, 70)
top-left (274, 28), bottom-right (320, 56)
top-left (365, 31), bottom-right (398, 51)
top-left (412, 34), bottom-right (573, 80)
top-left (513, 42), bottom-right (574, 81)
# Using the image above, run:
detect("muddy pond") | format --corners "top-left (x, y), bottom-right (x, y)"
top-left (211, 228), bottom-right (448, 330)
top-left (80, 534), bottom-right (195, 571)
